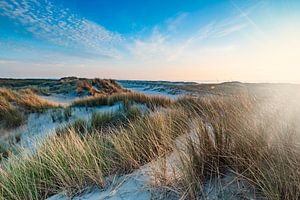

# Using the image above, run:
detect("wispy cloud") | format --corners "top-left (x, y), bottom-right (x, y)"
top-left (129, 11), bottom-right (248, 61)
top-left (165, 12), bottom-right (188, 32)
top-left (230, 0), bottom-right (270, 43)
top-left (128, 27), bottom-right (170, 60)
top-left (0, 0), bottom-right (123, 58)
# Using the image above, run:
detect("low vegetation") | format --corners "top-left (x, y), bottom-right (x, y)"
top-left (154, 93), bottom-right (300, 199)
top-left (0, 88), bottom-right (300, 200)
top-left (0, 96), bottom-right (24, 129)
top-left (0, 105), bottom-right (190, 199)
top-left (0, 88), bottom-right (57, 112)
top-left (76, 78), bottom-right (128, 96)
top-left (0, 77), bottom-right (128, 97)
top-left (0, 88), bottom-right (57, 129)
top-left (72, 91), bottom-right (173, 109)
top-left (56, 103), bottom-right (143, 136)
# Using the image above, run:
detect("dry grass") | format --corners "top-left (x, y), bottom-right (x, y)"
top-left (1, 90), bottom-right (300, 200)
top-left (0, 77), bottom-right (128, 96)
top-left (76, 79), bottom-right (128, 96)
top-left (156, 93), bottom-right (300, 200)
top-left (0, 88), bottom-right (58, 129)
top-left (0, 88), bottom-right (57, 112)
top-left (72, 91), bottom-right (173, 109)
top-left (0, 106), bottom-right (190, 200)
top-left (0, 96), bottom-right (24, 129)
top-left (110, 108), bottom-right (190, 170)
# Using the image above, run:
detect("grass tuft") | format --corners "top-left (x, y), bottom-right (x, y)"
top-left (0, 88), bottom-right (58, 129)
top-left (72, 92), bottom-right (173, 109)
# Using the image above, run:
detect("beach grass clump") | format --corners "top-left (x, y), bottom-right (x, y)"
top-left (0, 105), bottom-right (190, 199)
top-left (0, 96), bottom-right (25, 129)
top-left (0, 88), bottom-right (58, 129)
top-left (55, 118), bottom-right (88, 136)
top-left (56, 103), bottom-right (144, 137)
top-left (0, 133), bottom-right (111, 199)
top-left (110, 108), bottom-right (190, 171)
top-left (72, 92), bottom-right (173, 109)
top-left (159, 94), bottom-right (300, 200)
top-left (76, 79), bottom-right (128, 96)
top-left (91, 112), bottom-right (121, 131)
top-left (90, 103), bottom-right (143, 131)
top-left (0, 88), bottom-right (58, 112)
top-left (12, 89), bottom-right (57, 112)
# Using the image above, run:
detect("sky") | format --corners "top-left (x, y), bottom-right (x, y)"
top-left (0, 0), bottom-right (300, 83)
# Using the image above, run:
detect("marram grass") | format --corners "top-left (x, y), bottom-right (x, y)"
top-left (1, 92), bottom-right (300, 200)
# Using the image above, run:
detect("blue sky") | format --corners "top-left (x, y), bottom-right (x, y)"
top-left (0, 0), bottom-right (300, 82)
